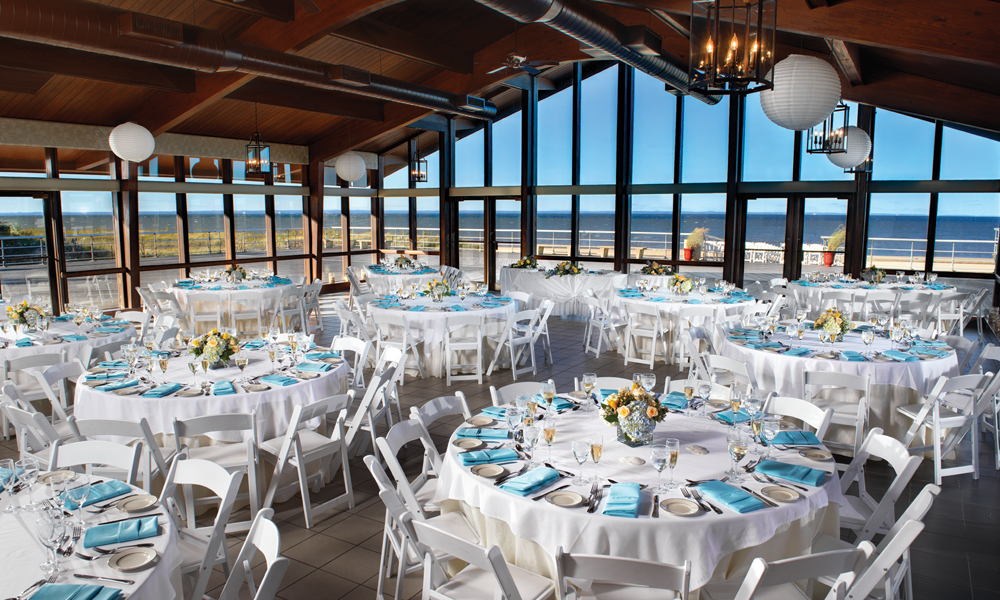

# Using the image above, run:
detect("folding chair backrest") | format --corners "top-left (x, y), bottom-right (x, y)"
top-left (445, 313), bottom-right (484, 332)
top-left (939, 335), bottom-right (976, 374)
top-left (706, 354), bottom-right (757, 390)
top-left (490, 382), bottom-right (542, 406)
top-left (803, 370), bottom-right (869, 397)
top-left (377, 419), bottom-right (439, 517)
top-left (217, 508), bottom-right (289, 600)
top-left (90, 338), bottom-right (137, 364)
top-left (507, 291), bottom-right (531, 311)
top-left (969, 342), bottom-right (1000, 375)
top-left (346, 373), bottom-right (393, 449)
top-left (332, 336), bottom-right (372, 386)
top-left (173, 413), bottom-right (256, 454)
top-left (411, 393), bottom-right (472, 429)
top-left (739, 546), bottom-right (873, 600)
top-left (844, 523), bottom-right (924, 600)
top-left (764, 395), bottom-right (834, 439)
top-left (70, 417), bottom-right (171, 485)
top-left (0, 400), bottom-right (56, 455)
top-left (49, 439), bottom-right (142, 485)
top-left (555, 548), bottom-right (691, 600)
top-left (3, 352), bottom-right (66, 382)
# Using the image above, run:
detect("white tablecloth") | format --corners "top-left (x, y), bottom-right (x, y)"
top-left (73, 349), bottom-right (348, 442)
top-left (786, 282), bottom-right (955, 315)
top-left (0, 320), bottom-right (136, 363)
top-left (367, 296), bottom-right (514, 378)
top-left (499, 268), bottom-right (628, 317)
top-left (364, 268), bottom-right (441, 295)
top-left (434, 403), bottom-right (840, 590)
top-left (170, 281), bottom-right (293, 329)
top-left (609, 291), bottom-right (753, 323)
top-left (0, 483), bottom-right (182, 600)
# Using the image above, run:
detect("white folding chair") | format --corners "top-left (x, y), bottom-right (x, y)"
top-left (581, 295), bottom-right (624, 359)
top-left (48, 439), bottom-right (142, 486)
top-left (372, 312), bottom-right (427, 380)
top-left (1, 352), bottom-right (66, 409)
top-left (68, 417), bottom-right (174, 492)
top-left (343, 369), bottom-right (396, 459)
top-left (763, 394), bottom-right (834, 439)
top-left (674, 305), bottom-right (719, 371)
top-left (0, 400), bottom-right (63, 468)
top-left (821, 290), bottom-right (860, 321)
top-left (159, 453), bottom-right (242, 600)
top-left (703, 354), bottom-right (758, 393)
top-left (32, 359), bottom-right (86, 430)
top-left (490, 382), bottom-right (543, 407)
top-left (486, 309), bottom-right (540, 380)
top-left (623, 302), bottom-right (669, 368)
top-left (410, 393), bottom-right (471, 472)
top-left (443, 313), bottom-right (484, 385)
top-left (938, 334), bottom-right (977, 374)
top-left (300, 281), bottom-right (324, 334)
top-left (229, 290), bottom-right (264, 337)
top-left (186, 291), bottom-right (223, 334)
top-left (216, 508), bottom-right (289, 600)
top-left (114, 310), bottom-right (151, 339)
top-left (935, 291), bottom-right (968, 336)
top-left (153, 325), bottom-right (179, 350)
top-left (377, 419), bottom-right (441, 518)
top-left (507, 290), bottom-right (532, 312)
top-left (89, 338), bottom-right (138, 366)
top-left (802, 370), bottom-right (871, 461)
top-left (962, 288), bottom-right (989, 341)
top-left (861, 290), bottom-right (899, 322)
top-left (331, 335), bottom-right (373, 389)
top-left (1, 378), bottom-right (76, 444)
top-left (524, 299), bottom-right (555, 365)
top-left (259, 393), bottom-right (356, 529)
top-left (269, 287), bottom-right (304, 332)
top-left (555, 547), bottom-right (691, 600)
top-left (151, 289), bottom-right (191, 330)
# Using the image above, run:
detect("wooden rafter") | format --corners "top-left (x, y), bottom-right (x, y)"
top-left (226, 79), bottom-right (385, 121)
top-left (204, 0), bottom-right (296, 22)
top-left (332, 17), bottom-right (475, 74)
top-left (827, 39), bottom-right (863, 86)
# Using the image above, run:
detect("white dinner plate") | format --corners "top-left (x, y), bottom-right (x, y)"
top-left (799, 448), bottom-right (834, 461)
top-left (108, 547), bottom-right (158, 573)
top-left (660, 498), bottom-right (700, 516)
top-left (38, 470), bottom-right (75, 485)
top-left (471, 464), bottom-right (507, 479)
top-left (566, 391), bottom-right (588, 401)
top-left (707, 400), bottom-right (729, 410)
top-left (297, 372), bottom-right (320, 380)
top-left (779, 418), bottom-right (798, 430)
top-left (545, 491), bottom-right (585, 508)
top-left (177, 388), bottom-right (203, 397)
top-left (244, 384), bottom-right (270, 392)
top-left (465, 416), bottom-right (495, 427)
top-left (82, 380), bottom-right (104, 387)
top-left (114, 387), bottom-right (141, 396)
top-left (813, 352), bottom-right (837, 359)
top-left (320, 357), bottom-right (344, 364)
top-left (91, 333), bottom-right (108, 339)
top-left (42, 338), bottom-right (63, 345)
top-left (452, 438), bottom-right (486, 450)
top-left (761, 486), bottom-right (800, 502)
top-left (117, 494), bottom-right (158, 513)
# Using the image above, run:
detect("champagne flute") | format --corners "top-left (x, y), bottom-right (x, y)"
top-left (0, 458), bottom-right (17, 512)
top-left (743, 394), bottom-right (763, 454)
top-left (684, 377), bottom-right (695, 403)
top-left (201, 357), bottom-right (211, 389)
top-left (16, 457), bottom-right (39, 511)
top-left (796, 323), bottom-right (806, 340)
top-left (158, 355), bottom-right (170, 384)
top-left (663, 438), bottom-right (680, 491)
top-left (726, 429), bottom-right (748, 483)
top-left (188, 359), bottom-right (199, 386)
top-left (751, 415), bottom-right (764, 456)
top-left (572, 440), bottom-right (590, 485)
top-left (582, 373), bottom-right (597, 411)
top-left (235, 351), bottom-right (249, 384)
top-left (542, 414), bottom-right (556, 461)
top-left (267, 345), bottom-right (277, 374)
top-left (861, 328), bottom-right (876, 357)
top-left (143, 335), bottom-right (155, 352)
top-left (650, 444), bottom-right (668, 493)
top-left (589, 433), bottom-right (603, 484)
top-left (641, 373), bottom-right (656, 394)
top-left (730, 390), bottom-right (743, 425)
top-left (65, 472), bottom-right (91, 529)
top-left (762, 416), bottom-right (780, 460)
top-left (540, 379), bottom-right (556, 410)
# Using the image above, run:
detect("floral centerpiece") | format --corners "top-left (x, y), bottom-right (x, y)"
top-left (863, 265), bottom-right (886, 284)
top-left (671, 274), bottom-right (694, 294)
top-left (546, 261), bottom-right (581, 278)
top-left (423, 278), bottom-right (451, 301)
top-left (599, 384), bottom-right (667, 447)
top-left (224, 264), bottom-right (247, 282)
top-left (394, 255), bottom-right (413, 269)
top-left (640, 261), bottom-right (672, 276)
top-left (510, 256), bottom-right (538, 269)
top-left (190, 328), bottom-right (240, 368)
top-left (813, 307), bottom-right (852, 341)
top-left (6, 300), bottom-right (44, 328)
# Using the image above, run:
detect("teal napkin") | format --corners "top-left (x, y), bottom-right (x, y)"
top-left (883, 350), bottom-right (918, 362)
top-left (798, 282), bottom-right (818, 287)
top-left (926, 283), bottom-right (948, 290)
top-left (913, 348), bottom-right (947, 357)
top-left (53, 315), bottom-right (72, 321)
top-left (84, 373), bottom-right (125, 381)
top-left (297, 362), bottom-right (331, 372)
top-left (459, 448), bottom-right (519, 467)
top-left (455, 428), bottom-right (510, 440)
top-left (142, 383), bottom-right (182, 398)
top-left (771, 431), bottom-right (821, 446)
top-left (716, 409), bottom-right (751, 424)
top-left (209, 286), bottom-right (222, 291)
top-left (697, 480), bottom-right (765, 513)
top-left (450, 305), bottom-right (468, 312)
top-left (687, 298), bottom-right (702, 304)
top-left (708, 288), bottom-right (722, 292)
top-left (481, 301), bottom-right (502, 308)
top-left (756, 460), bottom-right (827, 486)
top-left (831, 285), bottom-right (844, 289)
top-left (176, 280), bottom-right (194, 286)
top-left (98, 361), bottom-right (128, 369)
top-left (373, 302), bottom-right (401, 308)
top-left (499, 467), bottom-right (559, 496)
top-left (261, 375), bottom-right (297, 387)
top-left (212, 381), bottom-right (235, 395)
top-left (603, 482), bottom-right (641, 518)
top-left (480, 406), bottom-right (508, 419)
top-left (746, 342), bottom-right (781, 350)
top-left (731, 328), bottom-right (758, 335)
top-left (95, 327), bottom-right (124, 334)
top-left (95, 379), bottom-right (138, 392)
top-left (912, 340), bottom-right (948, 347)
top-left (0, 466), bottom-right (23, 486)
top-left (83, 516), bottom-right (159, 548)
top-left (648, 296), bottom-right (667, 302)
top-left (719, 298), bottom-right (741, 304)
top-left (661, 391), bottom-right (688, 410)
top-left (899, 286), bottom-right (914, 290)
top-left (598, 389), bottom-right (619, 402)
top-left (409, 305), bottom-right (426, 312)
top-left (496, 297), bottom-right (512, 301)
top-left (243, 339), bottom-right (265, 350)
top-left (840, 351), bottom-right (867, 362)
top-left (63, 479), bottom-right (131, 510)
top-left (783, 347), bottom-right (811, 357)
top-left (62, 335), bottom-right (87, 342)
top-left (16, 338), bottom-right (33, 347)
top-left (304, 351), bottom-right (339, 360)
top-left (237, 286), bottom-right (247, 290)
top-left (30, 584), bottom-right (123, 600)
top-left (550, 397), bottom-right (574, 412)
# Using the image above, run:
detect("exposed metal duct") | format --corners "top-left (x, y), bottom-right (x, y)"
top-left (0, 0), bottom-right (497, 120)
top-left (470, 0), bottom-right (720, 104)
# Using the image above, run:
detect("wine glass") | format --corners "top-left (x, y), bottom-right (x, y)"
top-left (589, 433), bottom-right (603, 483)
top-left (762, 416), bottom-right (780, 460)
top-left (36, 513), bottom-right (66, 575)
top-left (0, 458), bottom-right (17, 512)
top-left (861, 328), bottom-right (876, 357)
top-left (572, 440), bottom-right (590, 485)
top-left (743, 394), bottom-right (763, 454)
top-left (796, 322), bottom-right (806, 340)
top-left (729, 390), bottom-right (743, 425)
top-left (632, 373), bottom-right (642, 387)
top-left (542, 414), bottom-right (556, 461)
top-left (581, 373), bottom-right (597, 411)
top-left (235, 351), bottom-right (249, 384)
top-left (726, 429), bottom-right (748, 483)
top-left (158, 354), bottom-right (170, 384)
top-left (64, 472), bottom-right (91, 529)
top-left (540, 379), bottom-right (556, 410)
top-left (505, 406), bottom-right (523, 441)
top-left (267, 345), bottom-right (278, 374)
top-left (201, 357), bottom-right (211, 389)
top-left (523, 425), bottom-right (541, 468)
top-left (683, 377), bottom-right (695, 403)
top-left (16, 457), bottom-right (39, 511)
top-left (188, 359), bottom-right (199, 386)
top-left (696, 382), bottom-right (712, 417)
top-left (641, 373), bottom-right (656, 394)
top-left (889, 325), bottom-right (904, 350)
top-left (650, 444), bottom-right (668, 493)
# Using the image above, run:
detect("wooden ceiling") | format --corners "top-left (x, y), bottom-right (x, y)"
top-left (0, 0), bottom-right (997, 173)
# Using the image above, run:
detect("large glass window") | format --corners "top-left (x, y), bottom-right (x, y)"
top-left (492, 112), bottom-right (521, 186)
top-left (138, 193), bottom-right (178, 264)
top-left (866, 193), bottom-right (930, 271)
top-left (275, 197), bottom-right (304, 256)
top-left (579, 195), bottom-right (615, 259)
top-left (416, 197), bottom-right (439, 253)
top-left (934, 193), bottom-right (999, 274)
top-left (458, 200), bottom-right (485, 282)
top-left (536, 195), bottom-right (572, 258)
top-left (632, 71), bottom-right (677, 185)
top-left (630, 195), bottom-right (673, 264)
top-left (743, 198), bottom-right (787, 281)
top-left (538, 86), bottom-right (573, 186)
top-left (349, 197), bottom-right (373, 252)
top-left (382, 161), bottom-right (408, 189)
top-left (800, 102), bottom-right (857, 182)
top-left (803, 197), bottom-right (848, 273)
top-left (416, 151), bottom-right (440, 189)
top-left (743, 93), bottom-right (794, 182)
top-left (678, 194), bottom-right (725, 264)
top-left (62, 191), bottom-right (116, 272)
top-left (0, 197), bottom-right (50, 304)
top-left (580, 66), bottom-right (618, 185)
top-left (456, 129), bottom-right (485, 187)
top-left (940, 127), bottom-right (1000, 181)
top-left (323, 197), bottom-right (344, 253)
top-left (873, 110), bottom-right (934, 180)
top-left (496, 199), bottom-right (521, 271)
top-left (188, 195), bottom-right (225, 261)
top-left (383, 198), bottom-right (410, 249)
top-left (682, 97), bottom-right (730, 183)
top-left (234, 195), bottom-right (266, 261)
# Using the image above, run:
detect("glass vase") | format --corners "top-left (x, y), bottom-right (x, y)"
top-left (616, 410), bottom-right (655, 447)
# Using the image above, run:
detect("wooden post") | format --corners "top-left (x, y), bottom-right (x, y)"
top-left (221, 159), bottom-right (236, 262)
top-left (43, 148), bottom-right (68, 311)
top-left (115, 157), bottom-right (141, 309)
top-left (521, 82), bottom-right (538, 260)
top-left (305, 160), bottom-right (324, 282)
top-left (174, 156), bottom-right (191, 279)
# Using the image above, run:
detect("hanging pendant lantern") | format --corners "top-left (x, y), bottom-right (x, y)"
top-left (827, 126), bottom-right (872, 170)
top-left (759, 55), bottom-right (841, 131)
top-left (807, 101), bottom-right (850, 154)
top-left (245, 103), bottom-right (270, 176)
top-left (410, 136), bottom-right (428, 183)
top-left (334, 153), bottom-right (367, 183)
top-left (109, 122), bottom-right (155, 163)
top-left (689, 0), bottom-right (777, 95)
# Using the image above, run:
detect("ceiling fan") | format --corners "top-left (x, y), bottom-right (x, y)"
top-left (486, 53), bottom-right (559, 76)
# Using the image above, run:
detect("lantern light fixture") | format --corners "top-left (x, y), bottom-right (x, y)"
top-left (807, 100), bottom-right (850, 155)
top-left (410, 137), bottom-right (428, 183)
top-left (109, 122), bottom-right (155, 163)
top-left (245, 103), bottom-right (270, 176)
top-left (826, 126), bottom-right (872, 171)
top-left (689, 0), bottom-right (777, 95)
top-left (334, 153), bottom-right (367, 183)
top-left (760, 55), bottom-right (842, 131)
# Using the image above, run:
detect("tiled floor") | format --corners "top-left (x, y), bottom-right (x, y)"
top-left (2, 294), bottom-right (997, 600)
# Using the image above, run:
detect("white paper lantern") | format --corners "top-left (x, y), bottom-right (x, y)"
top-left (759, 55), bottom-right (841, 131)
top-left (827, 126), bottom-right (872, 169)
top-left (108, 122), bottom-right (155, 163)
top-left (334, 153), bottom-right (367, 182)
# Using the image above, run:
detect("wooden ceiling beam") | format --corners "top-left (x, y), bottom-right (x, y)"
top-left (204, 0), bottom-right (296, 22)
top-left (0, 38), bottom-right (196, 93)
top-left (226, 79), bottom-right (385, 121)
top-left (827, 39), bottom-right (863, 86)
top-left (332, 17), bottom-right (475, 74)
top-left (74, 151), bottom-right (112, 172)
top-left (0, 67), bottom-right (51, 94)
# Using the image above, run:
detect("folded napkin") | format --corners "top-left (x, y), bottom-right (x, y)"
top-left (729, 335), bottom-right (763, 341)
top-left (797, 282), bottom-right (819, 287)
top-left (661, 391), bottom-right (689, 410)
top-left (687, 298), bottom-right (702, 304)
top-left (99, 315), bottom-right (111, 321)
top-left (63, 479), bottom-right (131, 510)
top-left (731, 328), bottom-right (759, 335)
top-left (719, 298), bottom-right (742, 304)
top-left (83, 515), bottom-right (159, 549)
top-left (455, 428), bottom-right (510, 440)
top-left (459, 448), bottom-right (520, 467)
top-left (499, 466), bottom-right (559, 496)
top-left (913, 348), bottom-right (948, 357)
top-left (618, 293), bottom-right (642, 298)
top-left (746, 342), bottom-right (782, 350)
top-left (175, 280), bottom-right (194, 286)
top-left (831, 284), bottom-right (844, 289)
top-left (480, 406), bottom-right (509, 419)
top-left (853, 324), bottom-right (875, 330)
top-left (297, 361), bottom-right (332, 373)
top-left (53, 315), bottom-right (72, 321)
top-left (16, 338), bottom-right (33, 347)
top-left (783, 347), bottom-right (811, 357)
top-left (648, 296), bottom-right (667, 302)
top-left (550, 397), bottom-right (574, 412)
top-left (95, 379), bottom-right (138, 392)
top-left (408, 305), bottom-right (427, 312)
top-left (304, 351), bottom-right (339, 360)
top-left (899, 286), bottom-right (914, 290)
top-left (237, 286), bottom-right (247, 290)
top-left (149, 350), bottom-right (171, 358)
top-left (209, 286), bottom-right (222, 291)
top-left (31, 584), bottom-right (123, 600)
top-left (840, 351), bottom-right (867, 362)
top-left (771, 431), bottom-right (821, 446)
top-left (212, 381), bottom-right (235, 396)
top-left (883, 350), bottom-right (919, 362)
top-left (97, 360), bottom-right (128, 369)
top-left (715, 409), bottom-right (752, 424)
top-left (912, 339), bottom-right (948, 347)
top-left (449, 305), bottom-right (468, 312)
top-left (243, 339), bottom-right (265, 350)
top-left (481, 301), bottom-right (502, 308)
top-left (861, 285), bottom-right (877, 289)
top-left (598, 389), bottom-right (618, 402)
top-left (373, 302), bottom-right (402, 308)
top-left (603, 482), bottom-right (641, 518)
top-left (142, 383), bottom-right (182, 398)
top-left (708, 288), bottom-right (722, 292)
top-left (756, 460), bottom-right (827, 487)
top-left (496, 297), bottom-right (512, 301)
top-left (697, 480), bottom-right (766, 513)
top-left (261, 374), bottom-right (297, 387)
top-left (94, 327), bottom-right (124, 334)
top-left (62, 335), bottom-right (88, 342)
top-left (83, 372), bottom-right (126, 382)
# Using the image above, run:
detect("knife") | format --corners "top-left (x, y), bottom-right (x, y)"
top-left (741, 485), bottom-right (778, 508)
top-left (652, 495), bottom-right (660, 518)
top-left (74, 574), bottom-right (135, 585)
top-left (532, 484), bottom-right (570, 501)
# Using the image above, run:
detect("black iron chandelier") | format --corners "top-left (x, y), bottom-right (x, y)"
top-left (689, 0), bottom-right (777, 95)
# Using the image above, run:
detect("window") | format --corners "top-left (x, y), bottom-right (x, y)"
top-left (800, 102), bottom-right (857, 182)
top-left (803, 197), bottom-right (848, 272)
top-left (678, 194), bottom-right (725, 263)
top-left (579, 195), bottom-right (614, 259)
top-left (275, 197), bottom-right (304, 256)
top-left (458, 200), bottom-right (485, 282)
top-left (323, 197), bottom-right (344, 253)
top-left (383, 197), bottom-right (410, 249)
top-left (234, 194), bottom-right (266, 261)
top-left (187, 194), bottom-right (225, 260)
top-left (136, 155), bottom-right (176, 180)
top-left (632, 71), bottom-right (677, 185)
top-left (873, 110), bottom-right (934, 180)
top-left (682, 97), bottom-right (730, 183)
top-left (536, 195), bottom-right (572, 257)
top-left (743, 93), bottom-right (794, 182)
top-left (0, 197), bottom-right (50, 304)
top-left (349, 197), bottom-right (373, 252)
top-left (580, 66), bottom-right (618, 185)
top-left (744, 198), bottom-right (787, 279)
top-left (538, 86), bottom-right (573, 186)
top-left (630, 195), bottom-right (673, 264)
top-left (416, 151), bottom-right (440, 189)
top-left (934, 193), bottom-right (999, 274)
top-left (185, 157), bottom-right (223, 181)
top-left (456, 129), bottom-right (485, 187)
top-left (138, 193), bottom-right (178, 263)
top-left (492, 111), bottom-right (521, 186)
top-left (416, 197), bottom-right (439, 252)
top-left (62, 191), bottom-right (116, 272)
top-left (866, 193), bottom-right (930, 271)
top-left (940, 127), bottom-right (1000, 181)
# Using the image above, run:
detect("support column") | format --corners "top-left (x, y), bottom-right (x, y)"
top-left (407, 137), bottom-right (418, 252)
top-left (263, 170), bottom-right (277, 274)
top-left (44, 148), bottom-right (68, 310)
top-left (174, 156), bottom-right (191, 279)
top-left (114, 157), bottom-right (141, 309)
top-left (925, 120), bottom-right (944, 274)
top-left (723, 97), bottom-right (746, 286)
top-left (571, 63), bottom-right (582, 263)
top-left (221, 159), bottom-right (236, 262)
top-left (305, 160), bottom-right (324, 282)
top-left (521, 82), bottom-right (538, 259)
top-left (614, 66), bottom-right (635, 272)
top-left (374, 157), bottom-right (385, 260)
top-left (845, 104), bottom-right (875, 278)
top-left (440, 121), bottom-right (458, 267)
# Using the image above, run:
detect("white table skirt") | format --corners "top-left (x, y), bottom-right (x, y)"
top-left (1, 485), bottom-right (182, 600)
top-left (0, 320), bottom-right (136, 363)
top-left (434, 404), bottom-right (840, 590)
top-left (786, 282), bottom-right (955, 315)
top-left (365, 269), bottom-right (441, 295)
top-left (171, 282), bottom-right (292, 328)
top-left (73, 350), bottom-right (348, 442)
top-left (499, 268), bottom-right (628, 317)
top-left (368, 297), bottom-right (514, 378)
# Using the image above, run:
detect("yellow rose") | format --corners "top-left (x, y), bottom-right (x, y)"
top-left (617, 406), bottom-right (630, 418)
top-left (208, 339), bottom-right (218, 347)
top-left (222, 333), bottom-right (230, 340)
top-left (646, 406), bottom-right (658, 418)
top-left (608, 397), bottom-right (619, 410)
top-left (647, 397), bottom-right (657, 407)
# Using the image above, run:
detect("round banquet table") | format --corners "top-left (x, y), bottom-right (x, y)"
top-left (0, 480), bottom-right (182, 600)
top-left (170, 280), bottom-right (294, 331)
top-left (433, 400), bottom-right (840, 592)
top-left (73, 348), bottom-right (349, 442)
top-left (720, 329), bottom-right (958, 443)
top-left (608, 289), bottom-right (754, 323)
top-left (785, 280), bottom-right (956, 315)
top-left (0, 318), bottom-right (136, 363)
top-left (367, 295), bottom-right (515, 378)
top-left (499, 267), bottom-right (628, 317)
top-left (364, 266), bottom-right (441, 295)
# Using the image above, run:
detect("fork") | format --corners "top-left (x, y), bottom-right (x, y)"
top-left (6, 574), bottom-right (58, 600)
top-left (59, 524), bottom-right (81, 556)
top-left (691, 488), bottom-right (722, 514)
top-left (91, 542), bottom-right (155, 555)
top-left (754, 471), bottom-right (808, 492)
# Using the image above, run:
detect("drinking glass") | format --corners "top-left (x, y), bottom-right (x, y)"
top-left (726, 429), bottom-right (748, 483)
top-left (65, 472), bottom-right (91, 529)
top-left (928, 273), bottom-right (938, 283)
top-left (523, 425), bottom-right (541, 468)
top-left (542, 414), bottom-right (556, 461)
top-left (581, 373), bottom-right (597, 411)
top-left (796, 323), bottom-right (806, 340)
top-left (729, 390), bottom-right (743, 425)
top-left (632, 373), bottom-right (642, 387)
top-left (505, 407), bottom-right (523, 443)
top-left (697, 383), bottom-right (712, 417)
top-left (641, 373), bottom-right (656, 394)
top-left (188, 359), bottom-right (199, 386)
top-left (235, 352), bottom-right (249, 384)
top-left (540, 379), bottom-right (556, 410)
top-left (896, 271), bottom-right (904, 283)
top-left (0, 458), bottom-right (17, 512)
top-left (683, 377), bottom-right (695, 403)
top-left (589, 434), bottom-right (603, 483)
top-left (267, 345), bottom-right (277, 374)
top-left (743, 394), bottom-right (763, 454)
top-left (201, 357), bottom-right (211, 389)
top-left (889, 325), bottom-right (904, 350)
top-left (46, 473), bottom-right (68, 508)
top-left (36, 514), bottom-right (65, 574)
top-left (861, 328), bottom-right (876, 357)
top-left (572, 441), bottom-right (590, 485)
top-left (664, 438), bottom-right (680, 491)
top-left (650, 444), bottom-right (668, 493)
top-left (16, 458), bottom-right (39, 511)
top-left (762, 416), bottom-right (781, 460)
top-left (158, 355), bottom-right (170, 384)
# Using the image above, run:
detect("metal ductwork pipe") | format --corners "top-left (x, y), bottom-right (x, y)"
top-left (471, 0), bottom-right (720, 105)
top-left (0, 0), bottom-right (497, 119)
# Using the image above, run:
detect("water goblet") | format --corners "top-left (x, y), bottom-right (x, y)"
top-left (581, 373), bottom-right (597, 411)
top-left (650, 444), bottom-right (668, 493)
top-left (696, 383), bottom-right (712, 417)
top-left (36, 513), bottom-right (65, 575)
top-left (761, 416), bottom-right (780, 460)
top-left (641, 373), bottom-right (656, 394)
top-left (235, 351), bottom-right (249, 384)
top-left (0, 458), bottom-right (18, 512)
top-left (743, 394), bottom-right (763, 454)
top-left (928, 273), bottom-right (938, 283)
top-left (16, 457), bottom-right (39, 511)
top-left (523, 425), bottom-right (541, 468)
top-left (188, 358), bottom-right (199, 386)
top-left (64, 473), bottom-right (91, 529)
top-left (861, 328), bottom-right (876, 357)
top-left (571, 440), bottom-right (590, 485)
top-left (726, 429), bottom-right (748, 483)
